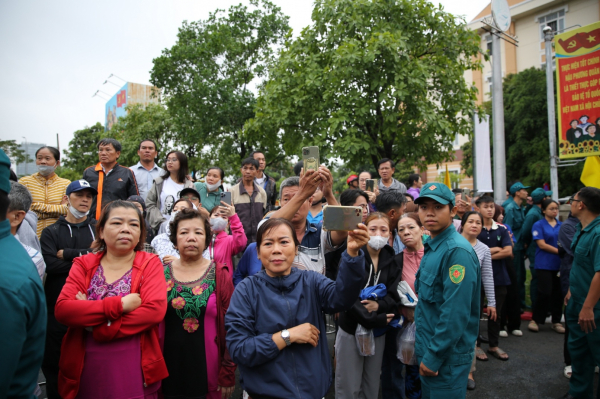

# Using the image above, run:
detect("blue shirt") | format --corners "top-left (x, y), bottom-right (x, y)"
top-left (306, 210), bottom-right (323, 226)
top-left (233, 243), bottom-right (262, 286)
top-left (532, 218), bottom-right (562, 271)
top-left (130, 162), bottom-right (164, 201)
top-left (477, 221), bottom-right (513, 286)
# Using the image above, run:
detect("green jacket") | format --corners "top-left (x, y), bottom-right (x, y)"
top-left (521, 205), bottom-right (543, 261)
top-left (505, 199), bottom-right (526, 250)
top-left (0, 219), bottom-right (47, 397)
top-left (570, 215), bottom-right (600, 309)
top-left (414, 224), bottom-right (481, 372)
top-left (194, 182), bottom-right (223, 213)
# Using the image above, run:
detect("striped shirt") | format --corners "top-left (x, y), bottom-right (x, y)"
top-left (472, 240), bottom-right (496, 308)
top-left (19, 172), bottom-right (70, 237)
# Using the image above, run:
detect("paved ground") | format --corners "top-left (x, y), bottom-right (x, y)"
top-left (36, 318), bottom-right (597, 399)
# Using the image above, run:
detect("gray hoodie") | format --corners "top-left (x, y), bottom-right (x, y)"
top-left (378, 178), bottom-right (407, 194)
top-left (15, 210), bottom-right (41, 252)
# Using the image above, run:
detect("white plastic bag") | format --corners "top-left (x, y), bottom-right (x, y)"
top-left (397, 321), bottom-right (417, 365)
top-left (355, 324), bottom-right (375, 356)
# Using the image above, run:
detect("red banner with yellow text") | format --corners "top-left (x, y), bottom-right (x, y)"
top-left (556, 21), bottom-right (600, 159)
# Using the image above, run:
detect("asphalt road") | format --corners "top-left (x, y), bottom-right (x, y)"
top-left (36, 318), bottom-right (597, 399)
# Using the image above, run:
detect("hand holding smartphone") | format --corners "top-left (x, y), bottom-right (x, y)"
top-left (322, 205), bottom-right (363, 231)
top-left (302, 146), bottom-right (320, 171)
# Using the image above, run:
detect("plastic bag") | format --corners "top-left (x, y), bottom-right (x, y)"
top-left (397, 322), bottom-right (417, 365)
top-left (355, 324), bottom-right (375, 356)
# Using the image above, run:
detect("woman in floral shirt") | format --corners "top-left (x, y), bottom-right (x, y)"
top-left (162, 208), bottom-right (235, 399)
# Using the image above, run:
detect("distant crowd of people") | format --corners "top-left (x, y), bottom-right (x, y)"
top-left (1, 137), bottom-right (599, 399)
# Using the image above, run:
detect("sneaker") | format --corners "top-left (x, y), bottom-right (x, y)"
top-left (499, 330), bottom-right (508, 338)
top-left (528, 320), bottom-right (539, 332)
top-left (564, 365), bottom-right (572, 379)
top-left (511, 329), bottom-right (523, 336)
top-left (552, 323), bottom-right (566, 334)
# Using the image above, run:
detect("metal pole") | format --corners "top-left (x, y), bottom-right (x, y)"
top-left (491, 31), bottom-right (507, 204)
top-left (544, 26), bottom-right (559, 201)
top-left (472, 113), bottom-right (478, 194)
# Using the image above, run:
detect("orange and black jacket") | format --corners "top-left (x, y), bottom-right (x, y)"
top-left (83, 162), bottom-right (139, 219)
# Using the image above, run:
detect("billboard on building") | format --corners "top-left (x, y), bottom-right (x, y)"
top-left (105, 82), bottom-right (160, 130)
top-left (556, 21), bottom-right (600, 159)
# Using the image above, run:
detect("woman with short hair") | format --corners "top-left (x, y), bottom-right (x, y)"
top-left (146, 151), bottom-right (194, 231)
top-left (225, 218), bottom-right (369, 398)
top-left (161, 208), bottom-right (235, 399)
top-left (55, 200), bottom-right (167, 399)
top-left (19, 146), bottom-right (70, 237)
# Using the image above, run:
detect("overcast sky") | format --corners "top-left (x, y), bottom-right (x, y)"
top-left (0, 0), bottom-right (490, 150)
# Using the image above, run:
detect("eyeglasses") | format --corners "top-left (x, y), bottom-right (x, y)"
top-left (166, 158), bottom-right (179, 163)
top-left (568, 197), bottom-right (584, 206)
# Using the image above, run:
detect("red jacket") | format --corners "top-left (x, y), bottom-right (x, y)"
top-left (55, 251), bottom-right (168, 399)
top-left (214, 261), bottom-right (237, 387)
top-left (211, 214), bottom-right (247, 277)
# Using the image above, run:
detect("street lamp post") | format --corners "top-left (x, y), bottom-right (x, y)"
top-left (543, 26), bottom-right (559, 201)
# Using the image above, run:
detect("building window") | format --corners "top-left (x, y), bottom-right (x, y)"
top-left (539, 9), bottom-right (565, 39)
top-left (486, 34), bottom-right (492, 56)
top-left (486, 75), bottom-right (492, 95)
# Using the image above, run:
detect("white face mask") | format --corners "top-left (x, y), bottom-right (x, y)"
top-left (368, 235), bottom-right (388, 251)
top-left (171, 210), bottom-right (179, 219)
top-left (37, 164), bottom-right (56, 176)
top-left (68, 201), bottom-right (89, 219)
top-left (210, 217), bottom-right (228, 233)
top-left (206, 180), bottom-right (222, 192)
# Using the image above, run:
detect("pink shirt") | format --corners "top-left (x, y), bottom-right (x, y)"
top-left (210, 214), bottom-right (247, 276)
top-left (402, 248), bottom-right (424, 295)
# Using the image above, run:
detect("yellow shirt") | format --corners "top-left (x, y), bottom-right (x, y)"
top-left (19, 172), bottom-right (71, 237)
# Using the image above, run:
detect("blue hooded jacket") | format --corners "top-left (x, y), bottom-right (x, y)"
top-left (225, 250), bottom-right (366, 398)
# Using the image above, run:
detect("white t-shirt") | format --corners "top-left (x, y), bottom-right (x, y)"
top-left (255, 174), bottom-right (266, 186)
top-left (160, 177), bottom-right (184, 218)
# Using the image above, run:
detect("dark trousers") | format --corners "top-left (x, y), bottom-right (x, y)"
top-left (514, 249), bottom-right (526, 308)
top-left (564, 306), bottom-right (571, 366)
top-left (381, 328), bottom-right (405, 399)
top-left (502, 257), bottom-right (522, 331)
top-left (529, 264), bottom-right (538, 311)
top-left (489, 286), bottom-right (508, 348)
top-left (41, 313), bottom-right (69, 399)
top-left (532, 269), bottom-right (562, 325)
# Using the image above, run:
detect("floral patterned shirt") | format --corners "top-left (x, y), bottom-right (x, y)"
top-left (87, 265), bottom-right (133, 300)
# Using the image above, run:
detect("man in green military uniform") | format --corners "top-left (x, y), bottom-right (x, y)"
top-left (562, 187), bottom-right (600, 399)
top-left (414, 183), bottom-right (481, 398)
top-left (521, 188), bottom-right (546, 316)
top-left (504, 182), bottom-right (530, 309)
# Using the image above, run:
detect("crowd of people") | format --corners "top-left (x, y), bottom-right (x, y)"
top-left (1, 137), bottom-right (599, 399)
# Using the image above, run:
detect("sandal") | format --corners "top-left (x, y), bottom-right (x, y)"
top-left (475, 347), bottom-right (488, 361)
top-left (488, 348), bottom-right (509, 361)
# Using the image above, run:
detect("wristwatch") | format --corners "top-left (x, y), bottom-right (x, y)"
top-left (281, 329), bottom-right (291, 347)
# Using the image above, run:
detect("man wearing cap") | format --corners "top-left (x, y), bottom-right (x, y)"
top-left (179, 187), bottom-right (210, 219)
top-left (0, 149), bottom-right (47, 398)
top-left (520, 188), bottom-right (547, 315)
top-left (561, 187), bottom-right (600, 399)
top-left (414, 182), bottom-right (481, 398)
top-left (40, 179), bottom-right (97, 398)
top-left (504, 182), bottom-right (530, 309)
top-left (347, 174), bottom-right (359, 189)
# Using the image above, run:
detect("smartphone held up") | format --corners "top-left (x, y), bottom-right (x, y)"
top-left (322, 205), bottom-right (362, 231)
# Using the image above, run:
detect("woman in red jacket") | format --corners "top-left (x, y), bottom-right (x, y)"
top-left (162, 208), bottom-right (235, 399)
top-left (55, 200), bottom-right (168, 399)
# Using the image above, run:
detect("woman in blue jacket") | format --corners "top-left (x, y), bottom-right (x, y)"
top-left (225, 217), bottom-right (369, 399)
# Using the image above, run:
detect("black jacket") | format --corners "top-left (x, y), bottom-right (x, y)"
top-left (83, 162), bottom-right (139, 218)
top-left (338, 244), bottom-right (403, 335)
top-left (40, 215), bottom-right (96, 313)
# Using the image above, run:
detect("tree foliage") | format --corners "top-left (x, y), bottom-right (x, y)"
top-left (0, 140), bottom-right (31, 164)
top-left (246, 0), bottom-right (483, 171)
top-left (502, 67), bottom-right (583, 196)
top-left (150, 0), bottom-right (290, 175)
top-left (62, 122), bottom-right (103, 174)
top-left (108, 103), bottom-right (175, 169)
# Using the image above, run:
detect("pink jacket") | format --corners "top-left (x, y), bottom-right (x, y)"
top-left (211, 214), bottom-right (247, 276)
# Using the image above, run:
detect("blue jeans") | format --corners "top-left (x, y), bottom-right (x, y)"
top-left (381, 329), bottom-right (405, 399)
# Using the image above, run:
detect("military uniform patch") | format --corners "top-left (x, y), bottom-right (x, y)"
top-left (449, 265), bottom-right (465, 284)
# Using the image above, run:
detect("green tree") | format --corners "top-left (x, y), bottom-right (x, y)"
top-left (460, 140), bottom-right (473, 178)
top-left (63, 123), bottom-right (103, 174)
top-left (150, 0), bottom-right (291, 175)
top-left (0, 140), bottom-right (31, 164)
top-left (246, 0), bottom-right (483, 171)
top-left (502, 68), bottom-right (583, 196)
top-left (108, 103), bottom-right (175, 169)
